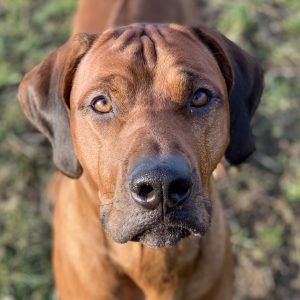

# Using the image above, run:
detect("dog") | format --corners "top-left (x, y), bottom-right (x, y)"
top-left (18, 0), bottom-right (264, 299)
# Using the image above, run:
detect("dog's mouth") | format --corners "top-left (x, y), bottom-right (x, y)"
top-left (101, 206), bottom-right (209, 248)
top-left (101, 190), bottom-right (212, 248)
top-left (130, 222), bottom-right (205, 248)
top-left (131, 225), bottom-right (190, 248)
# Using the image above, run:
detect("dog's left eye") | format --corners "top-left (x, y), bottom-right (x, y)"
top-left (91, 96), bottom-right (112, 114)
top-left (190, 89), bottom-right (210, 108)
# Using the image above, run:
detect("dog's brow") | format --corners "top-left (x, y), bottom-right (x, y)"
top-left (174, 70), bottom-right (194, 89)
top-left (100, 74), bottom-right (131, 87)
top-left (178, 71), bottom-right (193, 84)
top-left (180, 70), bottom-right (196, 80)
top-left (77, 74), bottom-right (133, 105)
top-left (177, 70), bottom-right (223, 94)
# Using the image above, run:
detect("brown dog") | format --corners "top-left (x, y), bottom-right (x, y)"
top-left (18, 0), bottom-right (264, 299)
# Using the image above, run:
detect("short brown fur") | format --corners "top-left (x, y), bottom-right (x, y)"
top-left (18, 1), bottom-right (264, 299)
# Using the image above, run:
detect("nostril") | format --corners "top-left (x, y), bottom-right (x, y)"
top-left (169, 179), bottom-right (190, 195)
top-left (130, 181), bottom-right (159, 209)
top-left (167, 178), bottom-right (191, 207)
top-left (137, 183), bottom-right (154, 199)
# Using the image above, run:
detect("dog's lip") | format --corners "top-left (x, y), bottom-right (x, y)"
top-left (130, 224), bottom-right (203, 248)
top-left (101, 193), bottom-right (211, 245)
top-left (130, 223), bottom-right (203, 243)
top-left (104, 215), bottom-right (206, 245)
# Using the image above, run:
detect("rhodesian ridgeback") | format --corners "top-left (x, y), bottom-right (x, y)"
top-left (18, 0), bottom-right (264, 299)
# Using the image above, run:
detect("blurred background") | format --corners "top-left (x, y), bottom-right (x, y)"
top-left (0, 0), bottom-right (299, 299)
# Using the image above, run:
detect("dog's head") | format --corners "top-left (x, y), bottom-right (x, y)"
top-left (18, 24), bottom-right (263, 247)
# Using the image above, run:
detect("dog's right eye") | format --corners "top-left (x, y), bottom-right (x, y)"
top-left (191, 89), bottom-right (210, 108)
top-left (91, 96), bottom-right (112, 114)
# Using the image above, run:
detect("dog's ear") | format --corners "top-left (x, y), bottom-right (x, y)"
top-left (18, 33), bottom-right (98, 178)
top-left (191, 25), bottom-right (264, 165)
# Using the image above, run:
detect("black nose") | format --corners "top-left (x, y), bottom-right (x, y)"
top-left (128, 155), bottom-right (192, 209)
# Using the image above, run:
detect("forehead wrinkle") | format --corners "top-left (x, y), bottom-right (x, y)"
top-left (87, 24), bottom-right (203, 75)
top-left (102, 25), bottom-right (159, 70)
top-left (113, 29), bottom-right (138, 51)
top-left (140, 35), bottom-right (157, 69)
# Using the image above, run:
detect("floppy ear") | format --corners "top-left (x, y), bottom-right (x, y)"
top-left (18, 33), bottom-right (98, 178)
top-left (191, 25), bottom-right (264, 165)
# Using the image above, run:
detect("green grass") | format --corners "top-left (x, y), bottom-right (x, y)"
top-left (0, 0), bottom-right (299, 299)
top-left (0, 0), bottom-right (75, 298)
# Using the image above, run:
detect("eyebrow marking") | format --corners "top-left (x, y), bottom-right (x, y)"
top-left (99, 74), bottom-right (130, 86)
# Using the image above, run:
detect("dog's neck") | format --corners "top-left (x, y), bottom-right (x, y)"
top-left (74, 172), bottom-right (229, 298)
top-left (72, 0), bottom-right (199, 35)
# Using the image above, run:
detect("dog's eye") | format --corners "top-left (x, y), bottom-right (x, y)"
top-left (91, 96), bottom-right (112, 113)
top-left (191, 89), bottom-right (210, 108)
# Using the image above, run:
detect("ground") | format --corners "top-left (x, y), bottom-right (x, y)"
top-left (0, 0), bottom-right (299, 299)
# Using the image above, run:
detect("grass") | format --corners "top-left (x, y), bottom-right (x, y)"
top-left (0, 0), bottom-right (299, 299)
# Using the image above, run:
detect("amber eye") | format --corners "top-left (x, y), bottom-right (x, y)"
top-left (91, 96), bottom-right (112, 113)
top-left (191, 89), bottom-right (210, 108)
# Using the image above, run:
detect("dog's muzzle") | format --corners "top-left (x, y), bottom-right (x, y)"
top-left (100, 154), bottom-right (211, 248)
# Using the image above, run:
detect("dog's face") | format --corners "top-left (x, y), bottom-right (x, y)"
top-left (70, 24), bottom-right (229, 247)
top-left (18, 24), bottom-right (263, 248)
